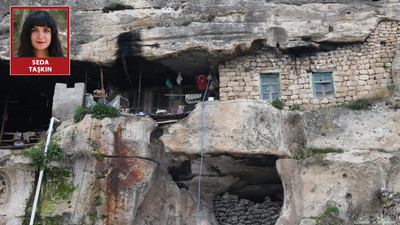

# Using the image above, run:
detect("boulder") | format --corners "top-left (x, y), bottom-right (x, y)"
top-left (161, 99), bottom-right (306, 157)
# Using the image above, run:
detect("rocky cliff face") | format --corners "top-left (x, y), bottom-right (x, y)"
top-left (1, 99), bottom-right (400, 224)
top-left (2, 0), bottom-right (400, 74)
top-left (1, 1), bottom-right (400, 225)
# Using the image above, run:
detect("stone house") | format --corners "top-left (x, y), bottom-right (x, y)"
top-left (219, 20), bottom-right (399, 110)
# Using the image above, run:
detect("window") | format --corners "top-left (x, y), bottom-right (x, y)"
top-left (152, 89), bottom-right (170, 111)
top-left (312, 73), bottom-right (334, 98)
top-left (260, 74), bottom-right (280, 100)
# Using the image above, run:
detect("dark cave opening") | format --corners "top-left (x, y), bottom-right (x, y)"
top-left (168, 155), bottom-right (283, 202)
top-left (167, 154), bottom-right (283, 224)
top-left (0, 51), bottom-right (215, 143)
top-left (214, 155), bottom-right (284, 204)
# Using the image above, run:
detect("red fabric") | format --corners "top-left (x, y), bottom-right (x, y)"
top-left (195, 75), bottom-right (208, 90)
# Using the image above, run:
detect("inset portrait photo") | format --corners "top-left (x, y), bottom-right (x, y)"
top-left (10, 6), bottom-right (70, 75)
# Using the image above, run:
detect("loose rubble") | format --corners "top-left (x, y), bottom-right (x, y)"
top-left (213, 193), bottom-right (282, 225)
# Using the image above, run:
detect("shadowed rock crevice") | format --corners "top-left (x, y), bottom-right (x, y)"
top-left (0, 173), bottom-right (8, 205)
top-left (167, 154), bottom-right (284, 224)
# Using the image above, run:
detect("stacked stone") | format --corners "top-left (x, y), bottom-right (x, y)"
top-left (0, 174), bottom-right (6, 205)
top-left (379, 188), bottom-right (400, 223)
top-left (213, 194), bottom-right (281, 225)
top-left (219, 20), bottom-right (399, 110)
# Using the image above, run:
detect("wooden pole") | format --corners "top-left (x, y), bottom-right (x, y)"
top-left (0, 95), bottom-right (9, 144)
top-left (100, 67), bottom-right (105, 103)
top-left (137, 73), bottom-right (142, 112)
top-left (121, 56), bottom-right (134, 89)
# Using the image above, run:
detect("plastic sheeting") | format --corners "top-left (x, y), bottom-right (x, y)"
top-left (84, 93), bottom-right (122, 109)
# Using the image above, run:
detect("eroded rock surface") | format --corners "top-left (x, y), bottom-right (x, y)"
top-left (161, 99), bottom-right (400, 225)
top-left (277, 151), bottom-right (400, 225)
top-left (302, 103), bottom-right (400, 152)
top-left (1, 1), bottom-right (400, 67)
top-left (161, 99), bottom-right (306, 157)
top-left (1, 99), bottom-right (400, 224)
top-left (0, 153), bottom-right (35, 225)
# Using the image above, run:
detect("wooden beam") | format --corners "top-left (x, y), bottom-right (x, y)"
top-left (0, 95), bottom-right (8, 143)
top-left (100, 67), bottom-right (106, 103)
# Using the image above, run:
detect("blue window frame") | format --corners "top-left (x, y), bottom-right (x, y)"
top-left (260, 74), bottom-right (280, 100)
top-left (312, 73), bottom-right (334, 98)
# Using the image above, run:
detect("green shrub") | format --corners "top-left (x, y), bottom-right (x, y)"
top-left (91, 103), bottom-right (120, 120)
top-left (315, 206), bottom-right (343, 225)
top-left (74, 106), bottom-right (91, 123)
top-left (325, 207), bottom-right (339, 213)
top-left (46, 142), bottom-right (64, 161)
top-left (92, 152), bottom-right (106, 160)
top-left (387, 83), bottom-right (396, 92)
top-left (74, 104), bottom-right (120, 123)
top-left (94, 196), bottom-right (102, 206)
top-left (29, 147), bottom-right (46, 170)
top-left (291, 104), bottom-right (300, 111)
top-left (294, 147), bottom-right (343, 160)
top-left (25, 142), bottom-right (64, 170)
top-left (347, 98), bottom-right (372, 110)
top-left (271, 99), bottom-right (284, 110)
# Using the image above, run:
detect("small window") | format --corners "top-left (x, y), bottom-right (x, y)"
top-left (152, 89), bottom-right (170, 111)
top-left (312, 72), bottom-right (334, 98)
top-left (260, 74), bottom-right (280, 100)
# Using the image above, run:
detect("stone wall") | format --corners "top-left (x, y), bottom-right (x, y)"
top-left (52, 83), bottom-right (86, 121)
top-left (219, 20), bottom-right (399, 110)
top-left (213, 193), bottom-right (281, 225)
top-left (0, 173), bottom-right (7, 205)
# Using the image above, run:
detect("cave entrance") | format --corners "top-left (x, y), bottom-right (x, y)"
top-left (0, 52), bottom-right (215, 147)
top-left (168, 154), bottom-right (283, 225)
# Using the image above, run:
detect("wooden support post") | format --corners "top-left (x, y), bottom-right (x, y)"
top-left (138, 73), bottom-right (142, 112)
top-left (100, 67), bottom-right (106, 103)
top-left (0, 95), bottom-right (9, 143)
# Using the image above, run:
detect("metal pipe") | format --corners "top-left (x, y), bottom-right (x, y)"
top-left (29, 117), bottom-right (60, 225)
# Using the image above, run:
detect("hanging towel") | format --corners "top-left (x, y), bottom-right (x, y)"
top-left (195, 75), bottom-right (207, 90)
top-left (166, 78), bottom-right (173, 88)
top-left (176, 72), bottom-right (183, 85)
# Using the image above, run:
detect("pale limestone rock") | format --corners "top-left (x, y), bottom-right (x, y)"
top-left (161, 99), bottom-right (306, 157)
top-left (0, 1), bottom-right (396, 65)
top-left (302, 106), bottom-right (400, 152)
top-left (0, 155), bottom-right (34, 225)
top-left (277, 151), bottom-right (397, 225)
top-left (13, 115), bottom-right (159, 225)
top-left (3, 98), bottom-right (400, 225)
top-left (390, 49), bottom-right (400, 108)
top-left (276, 159), bottom-right (303, 225)
top-left (133, 167), bottom-right (218, 225)
top-left (55, 115), bottom-right (157, 159)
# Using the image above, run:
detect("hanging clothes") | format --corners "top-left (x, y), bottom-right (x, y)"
top-left (176, 72), bottom-right (183, 85)
top-left (166, 78), bottom-right (173, 88)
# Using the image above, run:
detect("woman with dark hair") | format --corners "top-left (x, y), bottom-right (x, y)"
top-left (15, 10), bottom-right (64, 57)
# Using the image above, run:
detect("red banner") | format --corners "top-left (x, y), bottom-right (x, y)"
top-left (10, 57), bottom-right (70, 75)
top-left (195, 75), bottom-right (208, 90)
